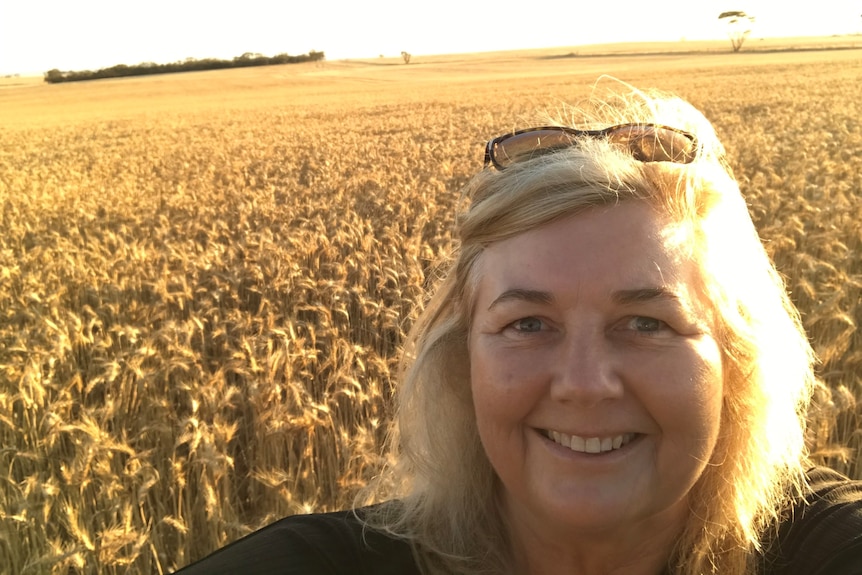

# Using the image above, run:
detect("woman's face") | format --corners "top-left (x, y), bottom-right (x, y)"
top-left (468, 200), bottom-right (724, 538)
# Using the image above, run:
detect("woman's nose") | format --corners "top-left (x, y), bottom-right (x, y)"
top-left (549, 329), bottom-right (623, 406)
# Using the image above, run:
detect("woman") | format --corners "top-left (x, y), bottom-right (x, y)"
top-left (175, 87), bottom-right (862, 574)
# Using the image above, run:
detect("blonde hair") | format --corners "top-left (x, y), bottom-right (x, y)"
top-left (361, 86), bottom-right (816, 575)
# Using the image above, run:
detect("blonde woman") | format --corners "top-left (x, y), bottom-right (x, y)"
top-left (176, 87), bottom-right (862, 575)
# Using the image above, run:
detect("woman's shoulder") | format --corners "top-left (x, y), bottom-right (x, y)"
top-left (173, 504), bottom-right (419, 575)
top-left (761, 466), bottom-right (862, 574)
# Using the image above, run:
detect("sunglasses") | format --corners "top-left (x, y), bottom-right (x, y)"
top-left (483, 123), bottom-right (698, 170)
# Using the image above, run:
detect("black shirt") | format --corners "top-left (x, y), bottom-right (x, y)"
top-left (173, 506), bottom-right (417, 575)
top-left (175, 467), bottom-right (862, 574)
top-left (759, 467), bottom-right (862, 574)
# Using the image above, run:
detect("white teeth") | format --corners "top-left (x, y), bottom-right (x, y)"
top-left (546, 431), bottom-right (634, 454)
top-left (570, 435), bottom-right (585, 451)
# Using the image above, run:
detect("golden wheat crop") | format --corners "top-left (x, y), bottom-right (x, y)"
top-left (1, 48), bottom-right (860, 574)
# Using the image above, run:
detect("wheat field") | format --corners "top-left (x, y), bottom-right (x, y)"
top-left (1, 44), bottom-right (861, 574)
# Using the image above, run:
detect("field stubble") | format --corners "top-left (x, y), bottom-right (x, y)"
top-left (1, 49), bottom-right (861, 573)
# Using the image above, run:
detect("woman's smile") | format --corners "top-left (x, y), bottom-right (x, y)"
top-left (543, 429), bottom-right (638, 454)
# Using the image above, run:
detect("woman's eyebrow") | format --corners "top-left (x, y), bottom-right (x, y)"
top-left (611, 287), bottom-right (680, 305)
top-left (487, 288), bottom-right (554, 310)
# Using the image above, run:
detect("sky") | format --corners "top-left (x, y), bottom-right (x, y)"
top-left (1, 0), bottom-right (860, 76)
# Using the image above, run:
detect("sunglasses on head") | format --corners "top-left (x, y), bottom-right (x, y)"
top-left (483, 123), bottom-right (698, 170)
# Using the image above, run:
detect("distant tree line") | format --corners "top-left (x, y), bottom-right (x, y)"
top-left (43, 50), bottom-right (325, 83)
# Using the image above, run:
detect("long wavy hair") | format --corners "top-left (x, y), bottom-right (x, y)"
top-left (360, 85), bottom-right (816, 575)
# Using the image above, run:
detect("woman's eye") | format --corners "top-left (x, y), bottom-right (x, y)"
top-left (630, 316), bottom-right (666, 333)
top-left (509, 317), bottom-right (545, 333)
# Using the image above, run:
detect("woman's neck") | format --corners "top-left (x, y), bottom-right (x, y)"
top-left (504, 496), bottom-right (688, 575)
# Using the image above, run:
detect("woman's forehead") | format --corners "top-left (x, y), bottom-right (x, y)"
top-left (484, 202), bottom-right (688, 263)
top-left (471, 202), bottom-right (702, 305)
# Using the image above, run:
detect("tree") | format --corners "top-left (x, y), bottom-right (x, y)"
top-left (44, 69), bottom-right (65, 83)
top-left (718, 11), bottom-right (755, 52)
top-left (401, 51), bottom-right (411, 64)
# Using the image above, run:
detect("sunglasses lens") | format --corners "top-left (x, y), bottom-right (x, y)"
top-left (607, 125), bottom-right (697, 163)
top-left (492, 130), bottom-right (574, 169)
